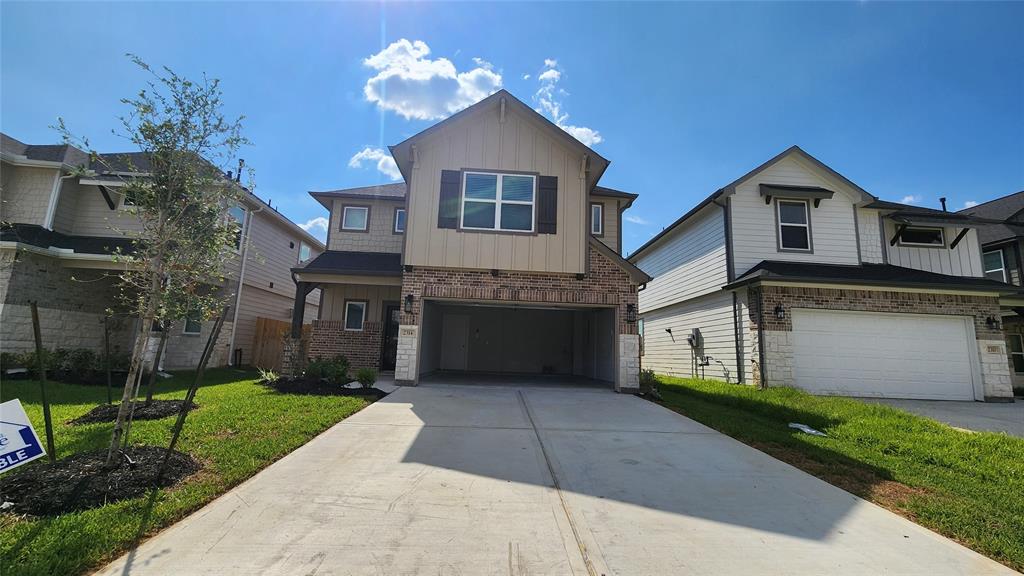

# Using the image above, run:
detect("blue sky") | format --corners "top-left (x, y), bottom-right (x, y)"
top-left (3, 2), bottom-right (1021, 253)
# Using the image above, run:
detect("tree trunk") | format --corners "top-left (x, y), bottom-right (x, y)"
top-left (145, 323), bottom-right (169, 404)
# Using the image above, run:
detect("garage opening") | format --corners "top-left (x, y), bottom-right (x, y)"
top-left (418, 301), bottom-right (616, 386)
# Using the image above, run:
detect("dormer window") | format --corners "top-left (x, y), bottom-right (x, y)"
top-left (461, 171), bottom-right (535, 232)
top-left (777, 199), bottom-right (811, 252)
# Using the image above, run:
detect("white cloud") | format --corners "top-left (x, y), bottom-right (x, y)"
top-left (533, 59), bottom-right (603, 147)
top-left (363, 39), bottom-right (502, 121)
top-left (901, 195), bottom-right (923, 204)
top-left (624, 214), bottom-right (651, 225)
top-left (522, 73), bottom-right (531, 80)
top-left (348, 146), bottom-right (402, 181)
top-left (963, 200), bottom-right (979, 209)
top-left (299, 217), bottom-right (329, 242)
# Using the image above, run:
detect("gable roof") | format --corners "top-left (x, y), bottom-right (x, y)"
top-left (388, 89), bottom-right (610, 194)
top-left (1, 132), bottom-right (89, 167)
top-left (956, 191), bottom-right (1024, 245)
top-left (589, 237), bottom-right (652, 284)
top-left (629, 145), bottom-right (875, 261)
top-left (294, 250), bottom-right (402, 276)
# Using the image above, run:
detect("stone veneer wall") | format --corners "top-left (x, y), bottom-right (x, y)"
top-left (396, 244), bottom-right (641, 391)
top-left (308, 319), bottom-right (383, 371)
top-left (747, 285), bottom-right (1013, 400)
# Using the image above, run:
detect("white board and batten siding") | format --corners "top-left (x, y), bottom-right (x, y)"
top-left (730, 156), bottom-right (861, 276)
top-left (882, 219), bottom-right (983, 277)
top-left (404, 104), bottom-right (588, 274)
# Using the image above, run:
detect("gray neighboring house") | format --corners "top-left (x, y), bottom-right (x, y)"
top-left (628, 146), bottom-right (1018, 402)
top-left (0, 133), bottom-right (323, 369)
top-left (959, 191), bottom-right (1024, 394)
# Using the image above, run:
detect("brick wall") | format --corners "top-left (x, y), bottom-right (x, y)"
top-left (308, 319), bottom-right (383, 371)
top-left (399, 244), bottom-right (639, 335)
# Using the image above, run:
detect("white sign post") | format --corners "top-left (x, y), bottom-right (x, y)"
top-left (0, 399), bottom-right (47, 474)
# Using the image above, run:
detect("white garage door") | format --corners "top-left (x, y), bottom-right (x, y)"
top-left (792, 309), bottom-right (978, 400)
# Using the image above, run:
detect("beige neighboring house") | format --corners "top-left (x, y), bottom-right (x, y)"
top-left (628, 146), bottom-right (1019, 402)
top-left (289, 90), bottom-right (651, 392)
top-left (0, 133), bottom-right (323, 369)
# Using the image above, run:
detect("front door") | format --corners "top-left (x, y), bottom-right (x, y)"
top-left (381, 305), bottom-right (400, 371)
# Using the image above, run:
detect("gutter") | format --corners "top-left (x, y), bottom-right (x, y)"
top-left (721, 274), bottom-right (1022, 295)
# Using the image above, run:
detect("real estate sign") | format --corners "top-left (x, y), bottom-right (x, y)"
top-left (0, 399), bottom-right (46, 474)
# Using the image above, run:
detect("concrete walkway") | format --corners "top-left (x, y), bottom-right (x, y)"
top-left (864, 398), bottom-right (1023, 437)
top-left (98, 384), bottom-right (1016, 575)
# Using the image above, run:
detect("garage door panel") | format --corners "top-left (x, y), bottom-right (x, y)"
top-left (791, 310), bottom-right (976, 401)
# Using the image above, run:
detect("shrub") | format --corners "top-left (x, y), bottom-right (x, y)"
top-left (639, 369), bottom-right (661, 398)
top-left (256, 367), bottom-right (279, 383)
top-left (355, 368), bottom-right (377, 389)
top-left (65, 348), bottom-right (99, 375)
top-left (306, 355), bottom-right (350, 385)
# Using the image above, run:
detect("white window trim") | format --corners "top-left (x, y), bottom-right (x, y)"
top-left (591, 203), bottom-right (604, 236)
top-left (298, 241), bottom-right (312, 263)
top-left (228, 205), bottom-right (247, 253)
top-left (341, 206), bottom-right (369, 231)
top-left (344, 301), bottom-right (367, 332)
top-left (897, 226), bottom-right (945, 248)
top-left (183, 317), bottom-right (202, 335)
top-left (460, 171), bottom-right (536, 233)
top-left (1009, 334), bottom-right (1024, 374)
top-left (394, 208), bottom-right (406, 233)
top-left (777, 199), bottom-right (811, 252)
top-left (984, 249), bottom-right (1007, 282)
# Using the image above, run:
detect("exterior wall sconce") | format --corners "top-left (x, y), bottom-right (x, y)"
top-left (774, 304), bottom-right (786, 320)
top-left (626, 303), bottom-right (637, 324)
top-left (986, 315), bottom-right (1001, 330)
top-left (404, 294), bottom-right (414, 314)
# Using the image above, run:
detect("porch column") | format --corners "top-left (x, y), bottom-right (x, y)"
top-left (290, 281), bottom-right (317, 338)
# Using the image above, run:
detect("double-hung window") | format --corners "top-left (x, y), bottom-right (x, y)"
top-left (1009, 334), bottom-right (1024, 373)
top-left (228, 205), bottom-right (246, 250)
top-left (591, 203), bottom-right (604, 236)
top-left (461, 172), bottom-right (535, 232)
top-left (341, 206), bottom-right (369, 231)
top-left (344, 301), bottom-right (366, 331)
top-left (777, 200), bottom-right (811, 251)
top-left (983, 250), bottom-right (1007, 282)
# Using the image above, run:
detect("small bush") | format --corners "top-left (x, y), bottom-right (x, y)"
top-left (356, 368), bottom-right (377, 389)
top-left (256, 367), bottom-right (279, 383)
top-left (306, 355), bottom-right (350, 385)
top-left (639, 369), bottom-right (661, 398)
top-left (65, 349), bottom-right (99, 375)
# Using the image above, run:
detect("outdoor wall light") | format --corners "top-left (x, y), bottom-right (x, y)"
top-left (404, 294), bottom-right (414, 314)
top-left (774, 304), bottom-right (786, 320)
top-left (626, 303), bottom-right (637, 324)
top-left (986, 315), bottom-right (1001, 330)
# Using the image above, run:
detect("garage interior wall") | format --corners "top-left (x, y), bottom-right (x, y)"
top-left (418, 302), bottom-right (615, 382)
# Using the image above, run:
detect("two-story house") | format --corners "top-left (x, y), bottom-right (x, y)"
top-left (628, 146), bottom-right (1017, 402)
top-left (289, 90), bottom-right (651, 391)
top-left (959, 191), bottom-right (1024, 395)
top-left (1, 133), bottom-right (323, 369)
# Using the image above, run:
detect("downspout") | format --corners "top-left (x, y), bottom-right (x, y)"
top-left (715, 194), bottom-right (744, 384)
top-left (227, 202), bottom-right (262, 365)
top-left (755, 286), bottom-right (767, 389)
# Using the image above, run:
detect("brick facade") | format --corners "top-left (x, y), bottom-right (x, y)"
top-left (308, 319), bottom-right (383, 371)
top-left (395, 244), bottom-right (642, 390)
top-left (746, 285), bottom-right (1013, 400)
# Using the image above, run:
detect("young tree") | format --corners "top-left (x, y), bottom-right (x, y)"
top-left (57, 55), bottom-right (249, 464)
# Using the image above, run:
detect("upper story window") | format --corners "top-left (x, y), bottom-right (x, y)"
top-left (228, 205), bottom-right (246, 250)
top-left (341, 206), bottom-right (369, 231)
top-left (897, 226), bottom-right (944, 248)
top-left (461, 171), bottom-right (535, 232)
top-left (777, 199), bottom-right (811, 252)
top-left (298, 241), bottom-right (312, 263)
top-left (984, 249), bottom-right (1007, 282)
top-left (393, 208), bottom-right (406, 233)
top-left (591, 203), bottom-right (604, 236)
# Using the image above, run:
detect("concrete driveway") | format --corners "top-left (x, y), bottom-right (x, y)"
top-left (863, 398), bottom-right (1023, 437)
top-left (99, 384), bottom-right (1015, 575)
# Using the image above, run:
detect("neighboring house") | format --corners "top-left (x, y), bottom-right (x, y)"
top-left (959, 191), bottom-right (1024, 394)
top-left (0, 133), bottom-right (323, 369)
top-left (289, 90), bottom-right (650, 391)
top-left (628, 146), bottom-right (1018, 402)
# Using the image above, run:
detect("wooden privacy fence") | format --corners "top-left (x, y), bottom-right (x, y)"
top-left (252, 317), bottom-right (310, 371)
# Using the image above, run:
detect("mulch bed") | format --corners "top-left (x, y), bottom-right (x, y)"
top-left (70, 400), bottom-right (197, 425)
top-left (0, 446), bottom-right (200, 516)
top-left (264, 377), bottom-right (389, 399)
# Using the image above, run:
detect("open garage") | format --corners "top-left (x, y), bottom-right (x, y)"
top-left (417, 301), bottom-right (617, 385)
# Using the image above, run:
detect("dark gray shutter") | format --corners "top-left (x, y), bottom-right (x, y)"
top-left (438, 170), bottom-right (461, 229)
top-left (537, 176), bottom-right (557, 234)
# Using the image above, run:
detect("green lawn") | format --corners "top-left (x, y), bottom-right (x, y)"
top-left (0, 369), bottom-right (370, 576)
top-left (654, 376), bottom-right (1024, 572)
